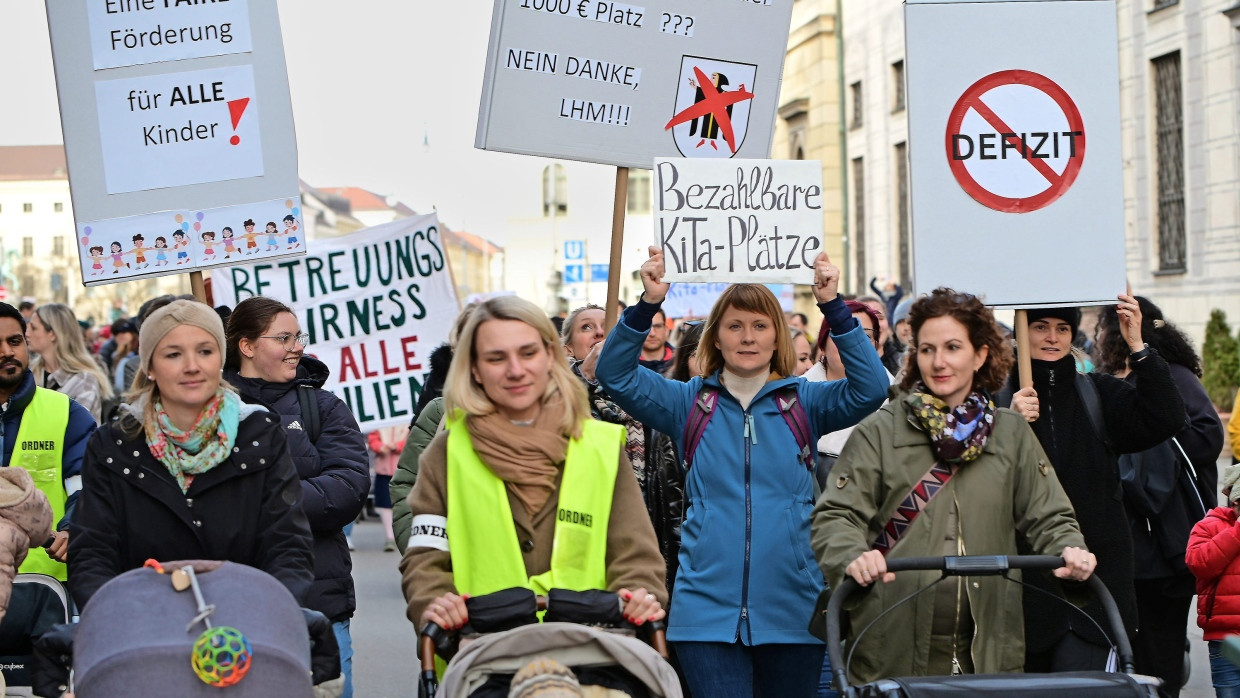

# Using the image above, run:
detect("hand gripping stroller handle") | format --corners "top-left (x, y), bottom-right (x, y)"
top-left (825, 554), bottom-right (1135, 695)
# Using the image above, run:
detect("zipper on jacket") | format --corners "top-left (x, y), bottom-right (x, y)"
top-left (744, 414), bottom-right (758, 445)
top-left (1046, 368), bottom-right (1058, 464)
top-left (735, 407), bottom-right (754, 642)
top-left (952, 495), bottom-right (966, 675)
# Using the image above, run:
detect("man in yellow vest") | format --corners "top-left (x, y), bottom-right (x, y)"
top-left (0, 303), bottom-right (96, 581)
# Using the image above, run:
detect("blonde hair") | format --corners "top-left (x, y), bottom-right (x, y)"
top-left (697, 284), bottom-right (796, 378)
top-left (445, 296), bottom-right (589, 439)
top-left (30, 304), bottom-right (113, 400)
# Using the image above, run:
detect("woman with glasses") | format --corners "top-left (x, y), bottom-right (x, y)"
top-left (225, 296), bottom-right (369, 698)
top-left (26, 303), bottom-right (114, 423)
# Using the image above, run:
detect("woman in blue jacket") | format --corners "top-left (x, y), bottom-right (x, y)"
top-left (596, 248), bottom-right (888, 697)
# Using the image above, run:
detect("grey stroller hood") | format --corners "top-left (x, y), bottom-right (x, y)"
top-left (440, 622), bottom-right (683, 698)
top-left (74, 561), bottom-right (312, 698)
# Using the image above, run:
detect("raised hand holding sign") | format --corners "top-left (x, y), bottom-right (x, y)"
top-left (640, 246), bottom-right (670, 305)
top-left (811, 252), bottom-right (840, 303)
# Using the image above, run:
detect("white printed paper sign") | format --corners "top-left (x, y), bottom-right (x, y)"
top-left (87, 0), bottom-right (254, 70)
top-left (654, 158), bottom-right (824, 283)
top-left (77, 196), bottom-right (303, 285)
top-left (95, 64), bottom-right (263, 194)
top-left (211, 214), bottom-right (459, 430)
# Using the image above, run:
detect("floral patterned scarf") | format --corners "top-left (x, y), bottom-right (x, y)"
top-left (904, 386), bottom-right (996, 464)
top-left (146, 388), bottom-right (241, 493)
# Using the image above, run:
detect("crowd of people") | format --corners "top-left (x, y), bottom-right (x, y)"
top-left (0, 254), bottom-right (1235, 697)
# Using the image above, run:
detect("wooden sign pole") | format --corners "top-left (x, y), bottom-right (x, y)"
top-left (604, 166), bottom-right (630, 332)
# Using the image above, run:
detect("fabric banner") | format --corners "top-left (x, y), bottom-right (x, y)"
top-left (211, 213), bottom-right (459, 430)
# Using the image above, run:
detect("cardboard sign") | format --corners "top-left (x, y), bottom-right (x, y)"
top-left (661, 282), bottom-right (793, 318)
top-left (905, 0), bottom-right (1124, 308)
top-left (653, 158), bottom-right (824, 283)
top-left (86, 0), bottom-right (254, 70)
top-left (46, 0), bottom-right (300, 288)
top-left (476, 0), bottom-right (795, 169)
top-left (211, 214), bottom-right (459, 430)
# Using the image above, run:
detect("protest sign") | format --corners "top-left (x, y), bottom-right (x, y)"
top-left (211, 214), bottom-right (459, 431)
top-left (46, 0), bottom-right (300, 288)
top-left (476, 0), bottom-right (795, 169)
top-left (905, 0), bottom-right (1124, 307)
top-left (654, 158), bottom-right (823, 283)
top-left (661, 282), bottom-right (794, 319)
top-left (86, 0), bottom-right (254, 70)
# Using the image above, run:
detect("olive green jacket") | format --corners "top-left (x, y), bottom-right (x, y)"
top-left (812, 399), bottom-right (1086, 682)
top-left (391, 397), bottom-right (446, 551)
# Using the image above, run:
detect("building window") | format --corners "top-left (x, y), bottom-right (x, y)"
top-left (892, 61), bottom-right (906, 113)
top-left (852, 157), bottom-right (865, 289)
top-left (53, 202), bottom-right (64, 213)
top-left (1151, 0), bottom-right (1178, 10)
top-left (542, 164), bottom-right (567, 216)
top-left (53, 236), bottom-right (64, 257)
top-left (850, 81), bottom-right (863, 128)
top-left (779, 97), bottom-right (810, 161)
top-left (895, 143), bottom-right (911, 285)
top-left (22, 203), bottom-right (32, 213)
top-left (627, 170), bottom-right (651, 214)
top-left (22, 238), bottom-right (33, 257)
top-left (1153, 52), bottom-right (1184, 273)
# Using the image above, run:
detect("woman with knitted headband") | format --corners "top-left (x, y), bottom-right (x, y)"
top-left (67, 300), bottom-right (314, 611)
top-left (1187, 465), bottom-right (1240, 697)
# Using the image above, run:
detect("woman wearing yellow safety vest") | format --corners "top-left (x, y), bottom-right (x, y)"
top-left (399, 295), bottom-right (668, 638)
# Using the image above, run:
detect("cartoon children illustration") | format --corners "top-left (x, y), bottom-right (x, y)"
top-left (201, 231), bottom-right (217, 260)
top-left (129, 233), bottom-right (151, 270)
top-left (172, 230), bottom-right (190, 265)
top-left (154, 236), bottom-right (169, 267)
top-left (283, 214), bottom-right (300, 249)
top-left (241, 219), bottom-right (260, 255)
top-left (87, 245), bottom-right (105, 276)
top-left (221, 226), bottom-right (237, 259)
top-left (110, 241), bottom-right (128, 274)
top-left (264, 221), bottom-right (279, 252)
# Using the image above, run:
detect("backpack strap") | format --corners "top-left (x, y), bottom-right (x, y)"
top-left (297, 384), bottom-right (321, 443)
top-left (681, 385), bottom-right (719, 470)
top-left (774, 386), bottom-right (814, 471)
top-left (1074, 372), bottom-right (1112, 453)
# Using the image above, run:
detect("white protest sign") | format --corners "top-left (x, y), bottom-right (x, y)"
top-left (654, 158), bottom-right (823, 283)
top-left (87, 0), bottom-right (254, 70)
top-left (46, 0), bottom-right (300, 288)
top-left (477, 0), bottom-right (795, 169)
top-left (96, 65), bottom-right (263, 193)
top-left (905, 0), bottom-right (1124, 308)
top-left (211, 214), bottom-right (459, 430)
top-left (661, 282), bottom-right (793, 318)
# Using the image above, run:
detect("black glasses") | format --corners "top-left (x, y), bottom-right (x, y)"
top-left (259, 332), bottom-right (310, 351)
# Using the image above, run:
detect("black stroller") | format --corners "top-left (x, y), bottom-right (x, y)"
top-left (418, 588), bottom-right (682, 698)
top-left (822, 555), bottom-right (1161, 697)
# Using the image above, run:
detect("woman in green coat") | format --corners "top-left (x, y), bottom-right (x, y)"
top-left (811, 288), bottom-right (1096, 682)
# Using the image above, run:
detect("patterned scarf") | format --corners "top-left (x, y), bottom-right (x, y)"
top-left (146, 388), bottom-right (241, 494)
top-left (904, 386), bottom-right (996, 464)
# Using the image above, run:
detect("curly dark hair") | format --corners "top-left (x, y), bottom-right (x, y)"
top-left (898, 288), bottom-right (1014, 395)
top-left (1096, 295), bottom-right (1201, 377)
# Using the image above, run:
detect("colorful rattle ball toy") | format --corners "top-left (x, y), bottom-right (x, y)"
top-left (191, 626), bottom-right (253, 687)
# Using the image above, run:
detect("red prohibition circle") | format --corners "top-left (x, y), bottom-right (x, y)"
top-left (944, 70), bottom-right (1086, 213)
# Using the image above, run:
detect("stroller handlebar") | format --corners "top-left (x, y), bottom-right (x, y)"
top-left (825, 554), bottom-right (1135, 694)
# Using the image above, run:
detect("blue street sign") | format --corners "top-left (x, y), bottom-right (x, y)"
top-left (564, 264), bottom-right (584, 284)
top-left (564, 240), bottom-right (585, 261)
top-left (590, 264), bottom-right (609, 282)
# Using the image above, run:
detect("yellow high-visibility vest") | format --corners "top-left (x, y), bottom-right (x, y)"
top-left (13, 388), bottom-right (70, 581)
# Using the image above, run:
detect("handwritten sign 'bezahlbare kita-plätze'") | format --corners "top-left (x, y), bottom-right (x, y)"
top-left (654, 158), bottom-right (823, 283)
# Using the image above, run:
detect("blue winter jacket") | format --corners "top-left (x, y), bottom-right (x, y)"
top-left (596, 306), bottom-right (887, 644)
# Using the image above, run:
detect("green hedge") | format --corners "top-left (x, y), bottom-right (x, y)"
top-left (1203, 309), bottom-right (1240, 412)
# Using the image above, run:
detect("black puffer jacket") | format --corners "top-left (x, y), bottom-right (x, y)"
top-left (225, 356), bottom-right (370, 623)
top-left (1004, 353), bottom-right (1183, 651)
top-left (69, 406), bottom-right (314, 610)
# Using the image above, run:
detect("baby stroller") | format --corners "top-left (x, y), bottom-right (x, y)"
top-left (0, 574), bottom-right (71, 697)
top-left (30, 561), bottom-right (339, 698)
top-left (418, 588), bottom-right (682, 698)
top-left (822, 555), bottom-right (1161, 697)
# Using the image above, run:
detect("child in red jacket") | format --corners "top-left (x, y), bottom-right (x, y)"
top-left (1186, 463), bottom-right (1240, 698)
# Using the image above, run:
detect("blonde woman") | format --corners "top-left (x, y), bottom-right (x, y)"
top-left (399, 295), bottom-right (667, 636)
top-left (27, 304), bottom-right (113, 423)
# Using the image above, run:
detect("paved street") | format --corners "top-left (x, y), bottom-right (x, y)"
top-left (350, 518), bottom-right (419, 698)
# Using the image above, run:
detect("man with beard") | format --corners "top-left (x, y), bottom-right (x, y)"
top-left (0, 302), bottom-right (95, 581)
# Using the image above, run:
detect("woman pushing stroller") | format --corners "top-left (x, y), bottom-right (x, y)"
top-left (812, 289), bottom-right (1096, 683)
top-left (399, 296), bottom-right (668, 642)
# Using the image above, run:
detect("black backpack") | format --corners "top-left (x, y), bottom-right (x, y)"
top-left (296, 384), bottom-right (321, 443)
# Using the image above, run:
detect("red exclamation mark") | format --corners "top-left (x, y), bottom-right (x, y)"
top-left (227, 98), bottom-right (250, 146)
